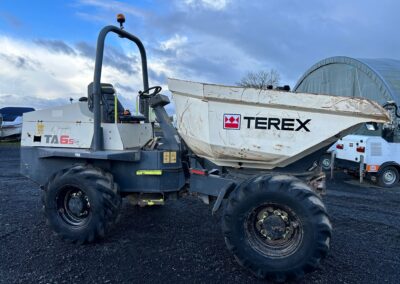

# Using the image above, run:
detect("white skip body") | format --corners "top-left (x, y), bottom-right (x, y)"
top-left (169, 78), bottom-right (390, 170)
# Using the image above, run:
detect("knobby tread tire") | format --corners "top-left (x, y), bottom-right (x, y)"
top-left (42, 164), bottom-right (121, 244)
top-left (222, 175), bottom-right (332, 282)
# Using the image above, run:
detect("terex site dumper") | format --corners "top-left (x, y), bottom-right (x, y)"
top-left (20, 16), bottom-right (389, 281)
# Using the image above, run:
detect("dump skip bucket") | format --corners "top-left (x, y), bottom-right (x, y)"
top-left (169, 79), bottom-right (390, 169)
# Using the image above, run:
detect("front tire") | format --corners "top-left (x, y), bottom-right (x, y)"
top-left (222, 175), bottom-right (331, 282)
top-left (377, 166), bottom-right (399, 188)
top-left (43, 165), bottom-right (122, 243)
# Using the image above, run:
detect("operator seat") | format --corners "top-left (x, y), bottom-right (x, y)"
top-left (87, 82), bottom-right (145, 123)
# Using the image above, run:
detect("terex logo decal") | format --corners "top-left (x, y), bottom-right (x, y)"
top-left (223, 114), bottom-right (311, 132)
top-left (244, 117), bottom-right (311, 132)
top-left (223, 114), bottom-right (241, 129)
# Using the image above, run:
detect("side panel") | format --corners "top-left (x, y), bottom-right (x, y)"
top-left (333, 135), bottom-right (366, 163)
top-left (331, 135), bottom-right (400, 172)
top-left (21, 103), bottom-right (153, 150)
top-left (20, 147), bottom-right (185, 193)
top-left (21, 146), bottom-right (92, 184)
top-left (22, 121), bottom-right (94, 148)
top-left (110, 151), bottom-right (185, 193)
top-left (21, 102), bottom-right (94, 148)
top-left (365, 137), bottom-right (400, 165)
top-left (102, 123), bottom-right (153, 150)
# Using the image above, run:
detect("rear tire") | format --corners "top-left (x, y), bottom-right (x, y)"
top-left (377, 166), bottom-right (399, 188)
top-left (222, 175), bottom-right (331, 282)
top-left (43, 165), bottom-right (122, 243)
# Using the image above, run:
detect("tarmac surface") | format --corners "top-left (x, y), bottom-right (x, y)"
top-left (0, 144), bottom-right (399, 283)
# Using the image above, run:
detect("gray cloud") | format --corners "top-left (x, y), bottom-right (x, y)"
top-left (65, 0), bottom-right (400, 89)
top-left (34, 39), bottom-right (77, 55)
top-left (3, 0), bottom-right (400, 112)
top-left (0, 53), bottom-right (40, 70)
top-left (143, 0), bottom-right (400, 86)
top-left (75, 41), bottom-right (139, 75)
top-left (0, 94), bottom-right (70, 110)
top-left (75, 41), bottom-right (96, 58)
top-left (114, 82), bottom-right (136, 93)
top-left (148, 69), bottom-right (167, 85)
top-left (104, 47), bottom-right (139, 75)
top-left (31, 39), bottom-right (139, 76)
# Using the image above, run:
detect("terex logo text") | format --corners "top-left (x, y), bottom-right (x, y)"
top-left (223, 114), bottom-right (311, 132)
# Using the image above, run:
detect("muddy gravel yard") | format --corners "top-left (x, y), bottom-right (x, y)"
top-left (0, 144), bottom-right (399, 283)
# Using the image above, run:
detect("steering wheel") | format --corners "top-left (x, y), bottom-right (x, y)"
top-left (139, 86), bottom-right (162, 97)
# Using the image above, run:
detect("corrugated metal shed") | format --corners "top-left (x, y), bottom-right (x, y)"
top-left (294, 56), bottom-right (400, 106)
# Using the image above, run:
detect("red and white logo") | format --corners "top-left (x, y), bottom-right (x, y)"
top-left (223, 114), bottom-right (241, 129)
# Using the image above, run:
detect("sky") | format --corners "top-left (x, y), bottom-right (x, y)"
top-left (0, 0), bottom-right (399, 113)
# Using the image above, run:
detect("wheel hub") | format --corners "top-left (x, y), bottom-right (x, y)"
top-left (58, 188), bottom-right (91, 225)
top-left (322, 158), bottom-right (331, 168)
top-left (255, 208), bottom-right (296, 241)
top-left (261, 214), bottom-right (286, 240)
top-left (383, 170), bottom-right (395, 184)
top-left (68, 193), bottom-right (85, 216)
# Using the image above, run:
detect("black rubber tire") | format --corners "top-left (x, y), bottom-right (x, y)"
top-left (377, 166), bottom-right (399, 188)
top-left (222, 175), bottom-right (331, 282)
top-left (319, 154), bottom-right (332, 171)
top-left (42, 164), bottom-right (122, 244)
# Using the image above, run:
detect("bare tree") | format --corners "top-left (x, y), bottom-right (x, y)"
top-left (237, 69), bottom-right (281, 89)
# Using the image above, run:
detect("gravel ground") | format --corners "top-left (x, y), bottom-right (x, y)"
top-left (1, 144), bottom-right (399, 283)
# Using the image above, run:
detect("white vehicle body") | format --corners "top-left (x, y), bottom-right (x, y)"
top-left (21, 102), bottom-right (152, 150)
top-left (0, 107), bottom-right (34, 139)
top-left (169, 79), bottom-right (390, 170)
top-left (328, 134), bottom-right (400, 186)
top-left (329, 134), bottom-right (399, 169)
top-left (0, 116), bottom-right (23, 138)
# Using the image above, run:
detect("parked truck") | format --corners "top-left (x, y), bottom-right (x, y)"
top-left (19, 15), bottom-right (390, 281)
top-left (320, 102), bottom-right (400, 187)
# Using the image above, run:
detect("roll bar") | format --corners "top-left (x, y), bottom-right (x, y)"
top-left (92, 25), bottom-right (150, 151)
